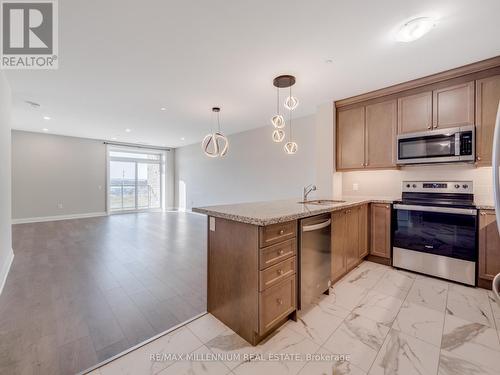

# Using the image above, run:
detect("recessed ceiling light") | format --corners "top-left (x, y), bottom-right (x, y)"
top-left (160, 107), bottom-right (167, 111)
top-left (111, 137), bottom-right (117, 140)
top-left (42, 128), bottom-right (49, 132)
top-left (125, 128), bottom-right (131, 133)
top-left (43, 116), bottom-right (51, 120)
top-left (396, 17), bottom-right (437, 42)
top-left (180, 137), bottom-right (185, 141)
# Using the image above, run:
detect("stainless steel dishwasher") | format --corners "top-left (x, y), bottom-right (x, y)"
top-left (299, 214), bottom-right (331, 311)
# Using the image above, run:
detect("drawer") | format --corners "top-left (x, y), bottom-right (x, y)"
top-left (259, 275), bottom-right (296, 334)
top-left (259, 256), bottom-right (296, 291)
top-left (259, 221), bottom-right (297, 248)
top-left (259, 238), bottom-right (296, 270)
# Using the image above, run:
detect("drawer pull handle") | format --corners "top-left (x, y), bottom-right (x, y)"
top-left (276, 298), bottom-right (283, 305)
top-left (279, 229), bottom-right (285, 235)
top-left (277, 269), bottom-right (284, 275)
top-left (278, 250), bottom-right (284, 255)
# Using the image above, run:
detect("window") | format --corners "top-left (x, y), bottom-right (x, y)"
top-left (108, 147), bottom-right (164, 212)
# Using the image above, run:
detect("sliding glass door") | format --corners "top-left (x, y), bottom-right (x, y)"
top-left (108, 148), bottom-right (163, 212)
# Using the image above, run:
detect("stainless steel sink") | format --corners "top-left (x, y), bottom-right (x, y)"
top-left (299, 199), bottom-right (346, 205)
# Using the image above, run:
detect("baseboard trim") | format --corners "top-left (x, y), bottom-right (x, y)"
top-left (0, 248), bottom-right (14, 296)
top-left (12, 212), bottom-right (108, 224)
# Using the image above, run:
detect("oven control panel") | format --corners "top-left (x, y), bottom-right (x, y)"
top-left (402, 181), bottom-right (473, 194)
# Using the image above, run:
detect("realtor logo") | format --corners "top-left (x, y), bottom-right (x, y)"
top-left (1, 0), bottom-right (58, 69)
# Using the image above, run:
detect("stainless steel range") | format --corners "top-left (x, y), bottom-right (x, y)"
top-left (392, 181), bottom-right (477, 286)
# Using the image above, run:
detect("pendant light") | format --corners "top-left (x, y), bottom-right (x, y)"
top-left (284, 106), bottom-right (298, 154)
top-left (272, 75), bottom-right (299, 154)
top-left (201, 107), bottom-right (229, 158)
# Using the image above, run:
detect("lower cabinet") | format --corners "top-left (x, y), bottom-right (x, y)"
top-left (479, 210), bottom-right (500, 282)
top-left (370, 203), bottom-right (392, 259)
top-left (331, 204), bottom-right (369, 282)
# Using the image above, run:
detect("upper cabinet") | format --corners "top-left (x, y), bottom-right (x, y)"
top-left (476, 75), bottom-right (500, 166)
top-left (365, 100), bottom-right (397, 168)
top-left (336, 99), bottom-right (397, 171)
top-left (397, 91), bottom-right (433, 134)
top-left (433, 81), bottom-right (475, 129)
top-left (336, 107), bottom-right (366, 170)
top-left (397, 82), bottom-right (474, 134)
top-left (335, 56), bottom-right (500, 171)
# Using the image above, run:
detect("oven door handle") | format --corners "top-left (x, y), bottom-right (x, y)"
top-left (393, 204), bottom-right (477, 216)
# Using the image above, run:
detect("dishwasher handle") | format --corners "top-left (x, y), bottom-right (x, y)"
top-left (302, 219), bottom-right (331, 232)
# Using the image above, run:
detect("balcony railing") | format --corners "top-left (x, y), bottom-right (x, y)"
top-left (109, 184), bottom-right (160, 211)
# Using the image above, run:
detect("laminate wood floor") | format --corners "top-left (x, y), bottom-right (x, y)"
top-left (0, 211), bottom-right (207, 375)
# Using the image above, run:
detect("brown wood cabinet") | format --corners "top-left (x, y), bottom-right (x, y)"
top-left (331, 210), bottom-right (346, 282)
top-left (337, 107), bottom-right (365, 169)
top-left (476, 75), bottom-right (500, 166)
top-left (479, 210), bottom-right (500, 281)
top-left (358, 204), bottom-right (369, 258)
top-left (331, 204), bottom-right (369, 282)
top-left (397, 91), bottom-right (433, 134)
top-left (365, 100), bottom-right (397, 168)
top-left (370, 203), bottom-right (391, 259)
top-left (433, 81), bottom-right (475, 129)
top-left (208, 218), bottom-right (297, 346)
top-left (337, 100), bottom-right (397, 171)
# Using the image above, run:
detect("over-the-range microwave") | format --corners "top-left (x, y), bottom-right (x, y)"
top-left (396, 125), bottom-right (474, 165)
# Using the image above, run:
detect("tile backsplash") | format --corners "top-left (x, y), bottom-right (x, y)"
top-left (339, 164), bottom-right (493, 205)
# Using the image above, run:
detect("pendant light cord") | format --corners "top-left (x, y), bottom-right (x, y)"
top-left (276, 87), bottom-right (280, 115)
top-left (289, 86), bottom-right (293, 141)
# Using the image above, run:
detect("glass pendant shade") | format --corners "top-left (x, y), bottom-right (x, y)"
top-left (272, 129), bottom-right (285, 143)
top-left (284, 141), bottom-right (298, 154)
top-left (271, 114), bottom-right (285, 128)
top-left (284, 96), bottom-right (299, 111)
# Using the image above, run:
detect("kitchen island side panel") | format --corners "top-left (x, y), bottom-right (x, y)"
top-left (207, 216), bottom-right (260, 343)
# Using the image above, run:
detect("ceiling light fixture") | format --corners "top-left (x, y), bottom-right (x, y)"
top-left (43, 116), bottom-right (51, 120)
top-left (42, 128), bottom-right (49, 132)
top-left (396, 17), bottom-right (437, 42)
top-left (160, 107), bottom-right (167, 111)
top-left (180, 137), bottom-right (185, 141)
top-left (201, 107), bottom-right (229, 158)
top-left (272, 75), bottom-right (299, 154)
top-left (125, 128), bottom-right (131, 133)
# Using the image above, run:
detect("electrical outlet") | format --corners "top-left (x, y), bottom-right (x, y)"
top-left (353, 183), bottom-right (359, 191)
top-left (57, 203), bottom-right (63, 209)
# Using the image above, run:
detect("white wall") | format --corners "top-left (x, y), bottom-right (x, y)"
top-left (175, 103), bottom-right (334, 210)
top-left (0, 72), bottom-right (13, 294)
top-left (11, 131), bottom-right (107, 220)
top-left (340, 165), bottom-right (493, 205)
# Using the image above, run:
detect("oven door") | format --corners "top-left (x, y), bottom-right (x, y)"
top-left (397, 131), bottom-right (459, 164)
top-left (393, 204), bottom-right (477, 261)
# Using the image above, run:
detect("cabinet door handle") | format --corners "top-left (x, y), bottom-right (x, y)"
top-left (277, 269), bottom-right (284, 275)
top-left (434, 124), bottom-right (438, 128)
top-left (427, 126), bottom-right (432, 129)
top-left (279, 229), bottom-right (284, 235)
top-left (276, 298), bottom-right (283, 305)
top-left (477, 156), bottom-right (482, 161)
top-left (386, 205), bottom-right (390, 209)
top-left (278, 249), bottom-right (284, 255)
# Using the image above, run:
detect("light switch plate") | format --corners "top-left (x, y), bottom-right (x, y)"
top-left (209, 217), bottom-right (216, 231)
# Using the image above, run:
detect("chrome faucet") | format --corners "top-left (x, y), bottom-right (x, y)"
top-left (303, 184), bottom-right (317, 201)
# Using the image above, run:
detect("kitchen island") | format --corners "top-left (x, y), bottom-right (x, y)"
top-left (193, 197), bottom-right (396, 345)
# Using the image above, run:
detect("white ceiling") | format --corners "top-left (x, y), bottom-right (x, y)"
top-left (6, 0), bottom-right (500, 148)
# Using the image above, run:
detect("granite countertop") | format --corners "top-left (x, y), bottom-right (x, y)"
top-left (192, 196), bottom-right (398, 226)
